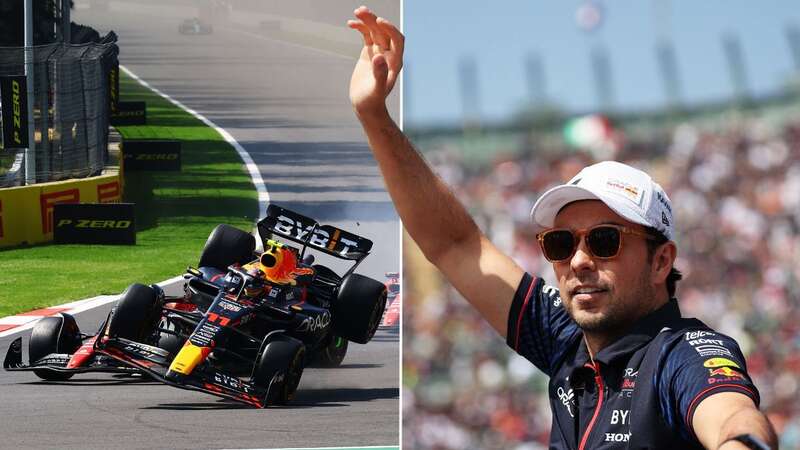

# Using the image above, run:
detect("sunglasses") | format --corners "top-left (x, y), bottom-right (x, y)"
top-left (537, 224), bottom-right (656, 263)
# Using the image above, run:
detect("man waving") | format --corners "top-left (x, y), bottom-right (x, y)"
top-left (348, 6), bottom-right (778, 450)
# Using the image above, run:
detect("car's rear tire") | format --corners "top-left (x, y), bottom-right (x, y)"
top-left (314, 334), bottom-right (348, 367)
top-left (29, 314), bottom-right (82, 381)
top-left (198, 224), bottom-right (255, 271)
top-left (333, 274), bottom-right (387, 344)
top-left (107, 283), bottom-right (161, 342)
top-left (252, 334), bottom-right (305, 406)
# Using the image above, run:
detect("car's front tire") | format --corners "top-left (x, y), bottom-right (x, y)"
top-left (156, 317), bottom-right (185, 356)
top-left (107, 283), bottom-right (161, 342)
top-left (29, 313), bottom-right (82, 381)
top-left (252, 334), bottom-right (305, 406)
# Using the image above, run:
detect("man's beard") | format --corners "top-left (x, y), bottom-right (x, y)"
top-left (564, 268), bottom-right (655, 334)
top-left (568, 295), bottom-right (633, 332)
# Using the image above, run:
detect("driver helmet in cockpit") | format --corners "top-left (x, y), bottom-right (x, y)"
top-left (245, 240), bottom-right (314, 285)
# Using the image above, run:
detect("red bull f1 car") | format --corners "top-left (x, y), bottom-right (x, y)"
top-left (94, 205), bottom-right (387, 407)
top-left (4, 205), bottom-right (387, 408)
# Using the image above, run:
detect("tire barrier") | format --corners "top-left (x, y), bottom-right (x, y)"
top-left (0, 36), bottom-right (119, 186)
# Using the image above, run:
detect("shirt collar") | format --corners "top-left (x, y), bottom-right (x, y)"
top-left (572, 299), bottom-right (682, 368)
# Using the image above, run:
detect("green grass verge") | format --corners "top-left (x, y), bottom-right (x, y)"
top-left (0, 72), bottom-right (258, 316)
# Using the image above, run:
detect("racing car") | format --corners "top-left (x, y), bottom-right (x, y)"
top-left (3, 313), bottom-right (138, 380)
top-left (179, 18), bottom-right (213, 35)
top-left (93, 204), bottom-right (387, 407)
top-left (381, 272), bottom-right (400, 327)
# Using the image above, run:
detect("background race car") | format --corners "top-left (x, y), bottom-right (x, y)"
top-left (382, 272), bottom-right (400, 327)
top-left (178, 18), bottom-right (213, 35)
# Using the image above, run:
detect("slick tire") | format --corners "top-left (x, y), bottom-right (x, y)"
top-left (156, 317), bottom-right (184, 356)
top-left (29, 314), bottom-right (82, 381)
top-left (253, 335), bottom-right (305, 406)
top-left (198, 224), bottom-right (255, 271)
top-left (314, 334), bottom-right (348, 367)
top-left (333, 274), bottom-right (387, 344)
top-left (107, 283), bottom-right (160, 342)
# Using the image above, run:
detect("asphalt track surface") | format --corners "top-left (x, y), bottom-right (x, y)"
top-left (0, 1), bottom-right (400, 448)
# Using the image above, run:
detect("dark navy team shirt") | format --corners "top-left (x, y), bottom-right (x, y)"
top-left (506, 273), bottom-right (759, 450)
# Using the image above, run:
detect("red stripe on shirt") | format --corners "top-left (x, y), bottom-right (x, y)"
top-left (685, 383), bottom-right (757, 436)
top-left (514, 277), bottom-right (537, 351)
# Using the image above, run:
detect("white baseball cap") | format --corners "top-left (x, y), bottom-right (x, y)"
top-left (530, 161), bottom-right (675, 240)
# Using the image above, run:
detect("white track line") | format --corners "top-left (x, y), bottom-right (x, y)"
top-left (1, 66), bottom-right (268, 337)
top-left (0, 297), bottom-right (116, 339)
top-left (0, 275), bottom-right (185, 338)
top-left (120, 65), bottom-right (270, 220)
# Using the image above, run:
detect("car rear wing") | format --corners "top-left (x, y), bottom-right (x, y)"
top-left (257, 204), bottom-right (373, 262)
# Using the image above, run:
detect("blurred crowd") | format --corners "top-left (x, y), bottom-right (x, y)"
top-left (403, 115), bottom-right (800, 449)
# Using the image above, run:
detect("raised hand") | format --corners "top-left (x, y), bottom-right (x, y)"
top-left (348, 6), bottom-right (404, 118)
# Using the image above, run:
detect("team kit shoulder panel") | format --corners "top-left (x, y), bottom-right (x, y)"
top-left (656, 327), bottom-right (760, 442)
top-left (506, 272), bottom-right (760, 449)
top-left (506, 272), bottom-right (581, 376)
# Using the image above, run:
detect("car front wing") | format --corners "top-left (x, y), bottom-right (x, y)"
top-left (95, 336), bottom-right (269, 408)
top-left (3, 336), bottom-right (138, 375)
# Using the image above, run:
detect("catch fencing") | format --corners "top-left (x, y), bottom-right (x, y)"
top-left (0, 34), bottom-right (118, 187)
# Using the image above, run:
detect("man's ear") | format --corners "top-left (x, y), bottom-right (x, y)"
top-left (652, 241), bottom-right (676, 284)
